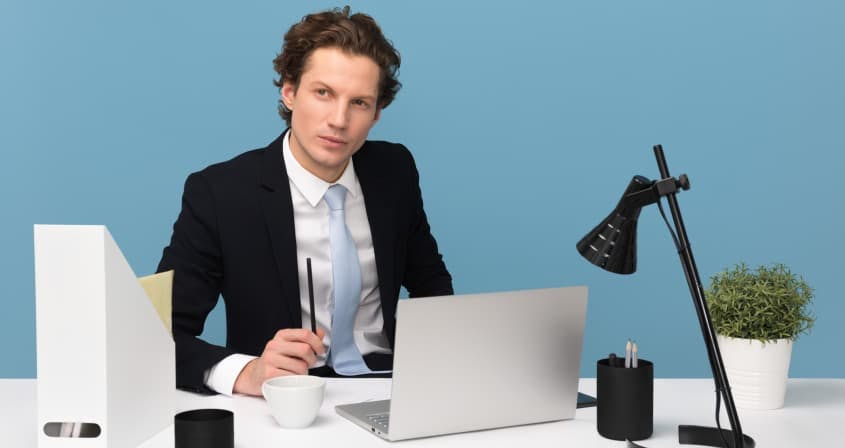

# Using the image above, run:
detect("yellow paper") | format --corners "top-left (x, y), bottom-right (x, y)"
top-left (138, 270), bottom-right (174, 335)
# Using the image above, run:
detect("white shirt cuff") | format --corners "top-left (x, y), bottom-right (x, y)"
top-left (204, 353), bottom-right (257, 396)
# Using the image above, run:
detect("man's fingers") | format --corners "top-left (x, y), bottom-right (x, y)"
top-left (276, 341), bottom-right (318, 366)
top-left (262, 338), bottom-right (317, 369)
top-left (274, 328), bottom-right (326, 356)
top-left (264, 351), bottom-right (310, 375)
top-left (275, 327), bottom-right (311, 341)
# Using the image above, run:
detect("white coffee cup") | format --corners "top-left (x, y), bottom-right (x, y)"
top-left (262, 375), bottom-right (326, 428)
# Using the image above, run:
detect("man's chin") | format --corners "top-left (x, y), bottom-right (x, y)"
top-left (311, 157), bottom-right (350, 179)
top-left (313, 146), bottom-right (354, 164)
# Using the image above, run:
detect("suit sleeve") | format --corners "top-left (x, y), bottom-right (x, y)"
top-left (401, 150), bottom-right (454, 298)
top-left (157, 172), bottom-right (235, 394)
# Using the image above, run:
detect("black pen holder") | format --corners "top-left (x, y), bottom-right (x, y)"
top-left (175, 409), bottom-right (234, 448)
top-left (596, 358), bottom-right (653, 441)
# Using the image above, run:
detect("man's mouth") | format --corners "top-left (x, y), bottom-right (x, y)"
top-left (319, 135), bottom-right (347, 147)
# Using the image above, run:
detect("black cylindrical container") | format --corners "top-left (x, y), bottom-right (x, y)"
top-left (175, 409), bottom-right (234, 448)
top-left (596, 358), bottom-right (653, 441)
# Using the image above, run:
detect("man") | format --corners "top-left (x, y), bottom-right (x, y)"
top-left (157, 7), bottom-right (453, 396)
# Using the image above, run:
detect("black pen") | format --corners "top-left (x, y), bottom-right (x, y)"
top-left (306, 257), bottom-right (316, 334)
top-left (608, 353), bottom-right (617, 368)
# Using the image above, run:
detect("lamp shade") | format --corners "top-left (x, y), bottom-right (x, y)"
top-left (576, 176), bottom-right (653, 274)
top-left (576, 208), bottom-right (639, 274)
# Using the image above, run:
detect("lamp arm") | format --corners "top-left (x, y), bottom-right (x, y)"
top-left (653, 145), bottom-right (753, 448)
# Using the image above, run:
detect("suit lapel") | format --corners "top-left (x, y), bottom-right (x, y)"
top-left (259, 133), bottom-right (302, 328)
top-left (354, 145), bottom-right (399, 328)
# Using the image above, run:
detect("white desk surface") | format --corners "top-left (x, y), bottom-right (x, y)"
top-left (4, 378), bottom-right (843, 447)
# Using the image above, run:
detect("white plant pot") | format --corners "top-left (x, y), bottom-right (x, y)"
top-left (717, 335), bottom-right (793, 410)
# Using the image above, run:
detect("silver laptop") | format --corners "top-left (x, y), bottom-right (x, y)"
top-left (335, 286), bottom-right (588, 441)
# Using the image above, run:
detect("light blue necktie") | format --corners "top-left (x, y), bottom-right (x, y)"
top-left (324, 184), bottom-right (372, 375)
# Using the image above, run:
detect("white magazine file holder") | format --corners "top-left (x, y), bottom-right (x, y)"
top-left (34, 225), bottom-right (175, 447)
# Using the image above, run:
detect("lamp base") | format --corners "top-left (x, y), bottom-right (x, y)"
top-left (624, 425), bottom-right (756, 448)
top-left (679, 425), bottom-right (755, 448)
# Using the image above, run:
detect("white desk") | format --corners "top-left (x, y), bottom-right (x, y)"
top-left (5, 378), bottom-right (843, 447)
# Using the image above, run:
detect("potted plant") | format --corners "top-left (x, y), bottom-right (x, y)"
top-left (706, 263), bottom-right (815, 410)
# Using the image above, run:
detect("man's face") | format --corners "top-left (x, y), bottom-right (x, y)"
top-left (282, 47), bottom-right (382, 183)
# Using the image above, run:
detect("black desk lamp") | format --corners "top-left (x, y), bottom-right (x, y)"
top-left (577, 145), bottom-right (755, 448)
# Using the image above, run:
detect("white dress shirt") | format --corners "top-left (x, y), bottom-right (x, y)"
top-left (205, 131), bottom-right (391, 395)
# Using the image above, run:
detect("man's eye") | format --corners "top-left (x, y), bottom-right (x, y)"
top-left (316, 89), bottom-right (328, 96)
top-left (353, 99), bottom-right (369, 108)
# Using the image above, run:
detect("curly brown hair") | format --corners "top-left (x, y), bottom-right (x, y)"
top-left (273, 6), bottom-right (401, 125)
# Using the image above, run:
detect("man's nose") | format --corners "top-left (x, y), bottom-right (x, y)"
top-left (328, 102), bottom-right (350, 129)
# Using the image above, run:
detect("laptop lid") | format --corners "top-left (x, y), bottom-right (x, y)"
top-left (386, 286), bottom-right (588, 441)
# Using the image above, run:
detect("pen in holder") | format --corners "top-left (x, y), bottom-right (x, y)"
top-left (596, 357), bottom-right (653, 441)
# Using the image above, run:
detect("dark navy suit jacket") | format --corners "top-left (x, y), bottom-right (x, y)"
top-left (158, 133), bottom-right (453, 394)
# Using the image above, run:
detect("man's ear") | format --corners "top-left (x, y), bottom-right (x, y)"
top-left (281, 81), bottom-right (296, 110)
top-left (373, 108), bottom-right (381, 123)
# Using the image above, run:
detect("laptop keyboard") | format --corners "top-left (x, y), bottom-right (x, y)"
top-left (367, 412), bottom-right (390, 432)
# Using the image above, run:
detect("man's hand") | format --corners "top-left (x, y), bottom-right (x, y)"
top-left (233, 328), bottom-right (326, 396)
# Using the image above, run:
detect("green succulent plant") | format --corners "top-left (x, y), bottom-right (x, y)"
top-left (706, 263), bottom-right (815, 342)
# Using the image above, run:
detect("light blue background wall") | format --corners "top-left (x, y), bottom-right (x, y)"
top-left (2, 1), bottom-right (843, 379)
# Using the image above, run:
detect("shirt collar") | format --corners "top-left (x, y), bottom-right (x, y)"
top-left (282, 130), bottom-right (361, 208)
